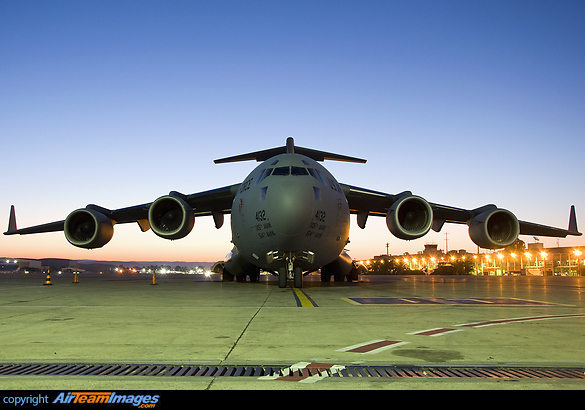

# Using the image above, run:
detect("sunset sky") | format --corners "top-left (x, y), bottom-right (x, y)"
top-left (2, 0), bottom-right (584, 262)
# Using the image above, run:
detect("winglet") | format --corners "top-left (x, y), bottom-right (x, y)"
top-left (568, 205), bottom-right (580, 235)
top-left (5, 205), bottom-right (17, 234)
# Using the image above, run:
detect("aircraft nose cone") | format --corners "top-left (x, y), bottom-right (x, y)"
top-left (268, 181), bottom-right (313, 237)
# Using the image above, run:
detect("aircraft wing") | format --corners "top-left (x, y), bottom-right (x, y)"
top-left (341, 183), bottom-right (581, 248)
top-left (4, 184), bottom-right (240, 239)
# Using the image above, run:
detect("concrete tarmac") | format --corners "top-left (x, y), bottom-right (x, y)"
top-left (1, 272), bottom-right (584, 390)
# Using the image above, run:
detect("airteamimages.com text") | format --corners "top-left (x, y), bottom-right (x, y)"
top-left (3, 392), bottom-right (160, 407)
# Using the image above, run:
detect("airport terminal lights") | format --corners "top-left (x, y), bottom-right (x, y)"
top-left (364, 243), bottom-right (584, 276)
top-left (2, 243), bottom-right (584, 277)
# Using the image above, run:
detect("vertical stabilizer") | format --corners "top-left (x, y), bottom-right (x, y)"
top-left (7, 205), bottom-right (17, 233)
top-left (286, 137), bottom-right (295, 153)
top-left (569, 205), bottom-right (579, 234)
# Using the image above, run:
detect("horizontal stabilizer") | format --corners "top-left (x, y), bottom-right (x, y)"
top-left (214, 137), bottom-right (367, 164)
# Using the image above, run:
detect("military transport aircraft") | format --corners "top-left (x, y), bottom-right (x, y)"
top-left (5, 137), bottom-right (581, 288)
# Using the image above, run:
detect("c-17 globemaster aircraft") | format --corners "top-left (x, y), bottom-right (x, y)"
top-left (5, 138), bottom-right (582, 288)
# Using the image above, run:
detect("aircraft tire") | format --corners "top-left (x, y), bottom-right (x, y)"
top-left (278, 267), bottom-right (287, 288)
top-left (222, 269), bottom-right (234, 282)
top-left (293, 267), bottom-right (302, 288)
top-left (320, 267), bottom-right (332, 282)
top-left (348, 265), bottom-right (359, 282)
top-left (248, 267), bottom-right (260, 283)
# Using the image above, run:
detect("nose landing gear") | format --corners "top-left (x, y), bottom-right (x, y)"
top-left (278, 253), bottom-right (303, 288)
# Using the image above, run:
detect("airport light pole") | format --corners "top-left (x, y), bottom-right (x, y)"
top-left (540, 252), bottom-right (548, 274)
top-left (498, 253), bottom-right (504, 275)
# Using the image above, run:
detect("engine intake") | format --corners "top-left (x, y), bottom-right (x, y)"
top-left (148, 195), bottom-right (194, 240)
top-left (64, 208), bottom-right (114, 249)
top-left (468, 208), bottom-right (519, 249)
top-left (386, 195), bottom-right (433, 240)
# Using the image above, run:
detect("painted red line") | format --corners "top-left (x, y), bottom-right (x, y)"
top-left (413, 328), bottom-right (456, 336)
top-left (277, 370), bottom-right (306, 382)
top-left (273, 362), bottom-right (343, 382)
top-left (346, 340), bottom-right (401, 353)
top-left (305, 362), bottom-right (335, 369)
top-left (458, 313), bottom-right (585, 328)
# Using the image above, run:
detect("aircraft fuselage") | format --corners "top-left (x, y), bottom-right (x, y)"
top-left (230, 153), bottom-right (350, 274)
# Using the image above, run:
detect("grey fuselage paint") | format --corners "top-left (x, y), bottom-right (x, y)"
top-left (230, 153), bottom-right (350, 273)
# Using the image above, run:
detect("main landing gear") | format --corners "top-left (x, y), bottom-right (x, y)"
top-left (221, 266), bottom-right (260, 283)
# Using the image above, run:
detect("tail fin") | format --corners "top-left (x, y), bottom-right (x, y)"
top-left (568, 205), bottom-right (580, 234)
top-left (5, 205), bottom-right (17, 234)
top-left (214, 137), bottom-right (367, 164)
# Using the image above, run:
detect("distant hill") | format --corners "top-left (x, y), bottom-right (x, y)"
top-left (78, 260), bottom-right (215, 270)
top-left (1, 257), bottom-right (215, 273)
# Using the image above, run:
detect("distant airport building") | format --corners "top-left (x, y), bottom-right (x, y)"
top-left (16, 259), bottom-right (43, 273)
top-left (368, 243), bottom-right (584, 276)
top-left (0, 258), bottom-right (80, 274)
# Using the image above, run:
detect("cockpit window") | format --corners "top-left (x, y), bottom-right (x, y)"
top-left (291, 166), bottom-right (309, 176)
top-left (308, 168), bottom-right (328, 186)
top-left (272, 166), bottom-right (290, 176)
top-left (253, 167), bottom-right (273, 186)
top-left (265, 166), bottom-right (315, 178)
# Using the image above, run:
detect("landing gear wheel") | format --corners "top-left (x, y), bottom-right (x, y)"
top-left (278, 267), bottom-right (287, 288)
top-left (222, 269), bottom-right (234, 282)
top-left (248, 267), bottom-right (260, 283)
top-left (293, 267), bottom-right (303, 288)
top-left (348, 265), bottom-right (359, 283)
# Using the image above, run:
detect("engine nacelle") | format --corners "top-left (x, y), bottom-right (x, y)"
top-left (321, 251), bottom-right (358, 282)
top-left (148, 195), bottom-right (195, 240)
top-left (223, 246), bottom-right (254, 276)
top-left (468, 208), bottom-right (519, 249)
top-left (64, 208), bottom-right (114, 249)
top-left (386, 195), bottom-right (433, 240)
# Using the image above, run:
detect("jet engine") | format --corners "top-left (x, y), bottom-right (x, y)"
top-left (64, 208), bottom-right (114, 249)
top-left (148, 195), bottom-right (195, 240)
top-left (468, 208), bottom-right (519, 249)
top-left (386, 195), bottom-right (433, 240)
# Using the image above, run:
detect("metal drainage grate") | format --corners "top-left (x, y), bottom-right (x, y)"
top-left (0, 363), bottom-right (584, 379)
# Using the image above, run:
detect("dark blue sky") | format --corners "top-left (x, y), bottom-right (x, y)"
top-left (2, 0), bottom-right (584, 261)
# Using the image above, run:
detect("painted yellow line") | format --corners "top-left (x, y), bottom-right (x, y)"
top-left (341, 297), bottom-right (361, 306)
top-left (293, 288), bottom-right (316, 307)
